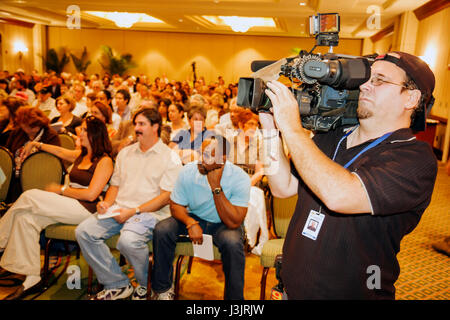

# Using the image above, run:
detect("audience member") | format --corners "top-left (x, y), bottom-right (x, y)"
top-left (90, 101), bottom-right (116, 139)
top-left (90, 80), bottom-right (103, 97)
top-left (158, 98), bottom-right (171, 124)
top-left (151, 136), bottom-right (250, 300)
top-left (167, 103), bottom-right (189, 140)
top-left (214, 97), bottom-right (242, 137)
top-left (32, 86), bottom-right (58, 119)
top-left (129, 84), bottom-right (151, 114)
top-left (48, 75), bottom-right (61, 99)
top-left (110, 106), bottom-right (156, 159)
top-left (169, 106), bottom-right (215, 164)
top-left (114, 89), bottom-right (132, 122)
top-left (9, 79), bottom-right (35, 105)
top-left (228, 111), bottom-right (268, 255)
top-left (96, 90), bottom-right (121, 131)
top-left (0, 79), bottom-right (10, 98)
top-left (0, 97), bottom-right (25, 146)
top-left (205, 92), bottom-right (225, 129)
top-left (5, 106), bottom-right (61, 202)
top-left (123, 76), bottom-right (136, 94)
top-left (76, 108), bottom-right (182, 300)
top-left (0, 116), bottom-right (113, 300)
top-left (71, 82), bottom-right (88, 117)
top-left (51, 95), bottom-right (82, 135)
top-left (174, 89), bottom-right (188, 107)
top-left (110, 77), bottom-right (123, 96)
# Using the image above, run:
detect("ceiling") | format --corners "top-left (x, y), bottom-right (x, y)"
top-left (0, 0), bottom-right (430, 39)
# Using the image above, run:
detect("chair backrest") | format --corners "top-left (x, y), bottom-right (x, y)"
top-left (272, 194), bottom-right (298, 238)
top-left (58, 133), bottom-right (76, 150)
top-left (20, 151), bottom-right (64, 192)
top-left (0, 146), bottom-right (14, 202)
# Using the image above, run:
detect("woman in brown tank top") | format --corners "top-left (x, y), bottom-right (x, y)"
top-left (0, 116), bottom-right (114, 300)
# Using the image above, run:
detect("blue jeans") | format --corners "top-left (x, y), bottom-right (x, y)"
top-left (75, 214), bottom-right (155, 290)
top-left (151, 215), bottom-right (246, 300)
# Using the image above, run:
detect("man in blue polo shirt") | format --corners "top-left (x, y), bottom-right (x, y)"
top-left (151, 135), bottom-right (251, 300)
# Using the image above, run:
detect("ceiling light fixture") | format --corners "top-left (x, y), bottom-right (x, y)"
top-left (203, 16), bottom-right (275, 33)
top-left (86, 11), bottom-right (163, 28)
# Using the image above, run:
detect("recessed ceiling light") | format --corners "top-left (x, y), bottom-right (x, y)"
top-left (203, 16), bottom-right (275, 32)
top-left (299, 2), bottom-right (306, 6)
top-left (86, 11), bottom-right (164, 28)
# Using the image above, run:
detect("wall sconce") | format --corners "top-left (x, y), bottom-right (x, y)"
top-left (13, 41), bottom-right (28, 60)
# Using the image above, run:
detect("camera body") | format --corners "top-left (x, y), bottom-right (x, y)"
top-left (236, 13), bottom-right (372, 132)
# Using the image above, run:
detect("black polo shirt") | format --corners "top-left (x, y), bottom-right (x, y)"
top-left (281, 126), bottom-right (437, 300)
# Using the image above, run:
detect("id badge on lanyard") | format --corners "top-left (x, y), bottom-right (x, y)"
top-left (301, 209), bottom-right (326, 241)
top-left (300, 126), bottom-right (392, 241)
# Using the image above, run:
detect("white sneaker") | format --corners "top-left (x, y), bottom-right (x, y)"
top-left (91, 283), bottom-right (133, 300)
top-left (132, 285), bottom-right (147, 300)
top-left (152, 286), bottom-right (175, 300)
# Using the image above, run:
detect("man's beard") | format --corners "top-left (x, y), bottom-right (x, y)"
top-left (356, 103), bottom-right (373, 120)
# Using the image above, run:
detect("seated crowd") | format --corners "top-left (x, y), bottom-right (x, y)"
top-left (0, 69), bottom-right (270, 300)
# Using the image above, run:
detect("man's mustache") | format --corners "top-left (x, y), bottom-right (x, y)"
top-left (135, 131), bottom-right (143, 135)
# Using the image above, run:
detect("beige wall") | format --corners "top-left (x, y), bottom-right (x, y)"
top-left (415, 7), bottom-right (450, 120)
top-left (362, 8), bottom-right (449, 122)
top-left (47, 26), bottom-right (363, 84)
top-left (0, 23), bottom-right (34, 73)
top-left (372, 34), bottom-right (393, 55)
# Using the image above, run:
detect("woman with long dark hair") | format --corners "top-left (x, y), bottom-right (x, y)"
top-left (0, 116), bottom-right (114, 300)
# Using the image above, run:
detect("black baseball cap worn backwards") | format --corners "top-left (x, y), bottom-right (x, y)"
top-left (375, 52), bottom-right (435, 131)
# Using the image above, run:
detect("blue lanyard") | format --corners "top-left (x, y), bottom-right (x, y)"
top-left (332, 126), bottom-right (393, 169)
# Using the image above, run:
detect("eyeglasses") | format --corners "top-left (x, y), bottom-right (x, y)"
top-left (368, 75), bottom-right (409, 89)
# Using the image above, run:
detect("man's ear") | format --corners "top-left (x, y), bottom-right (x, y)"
top-left (152, 123), bottom-right (160, 134)
top-left (405, 89), bottom-right (421, 111)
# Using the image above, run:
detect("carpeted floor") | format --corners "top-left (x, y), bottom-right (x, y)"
top-left (0, 164), bottom-right (448, 300)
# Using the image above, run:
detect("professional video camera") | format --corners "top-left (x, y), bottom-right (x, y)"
top-left (237, 13), bottom-right (374, 132)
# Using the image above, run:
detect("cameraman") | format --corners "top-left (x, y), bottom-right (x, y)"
top-left (260, 52), bottom-right (437, 299)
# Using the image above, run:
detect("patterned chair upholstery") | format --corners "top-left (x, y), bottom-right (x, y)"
top-left (259, 194), bottom-right (297, 300)
top-left (0, 146), bottom-right (14, 203)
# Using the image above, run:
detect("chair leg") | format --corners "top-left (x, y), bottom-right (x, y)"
top-left (42, 238), bottom-right (52, 287)
top-left (187, 256), bottom-right (194, 274)
top-left (174, 255), bottom-right (185, 300)
top-left (260, 267), bottom-right (270, 300)
top-left (87, 266), bottom-right (93, 296)
top-left (147, 254), bottom-right (153, 300)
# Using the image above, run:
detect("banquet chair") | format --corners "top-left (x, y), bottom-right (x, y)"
top-left (259, 194), bottom-right (297, 300)
top-left (20, 151), bottom-right (64, 192)
top-left (0, 146), bottom-right (14, 203)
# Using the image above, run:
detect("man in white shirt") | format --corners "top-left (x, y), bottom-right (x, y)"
top-left (76, 108), bottom-right (182, 300)
top-left (71, 82), bottom-right (88, 117)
